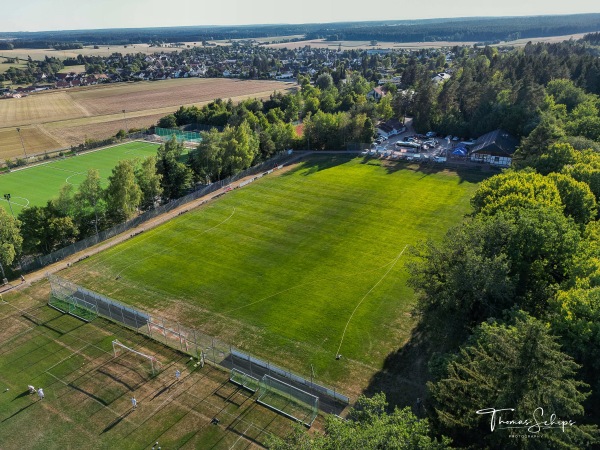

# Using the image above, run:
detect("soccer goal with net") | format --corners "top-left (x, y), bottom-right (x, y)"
top-left (257, 374), bottom-right (319, 427)
top-left (48, 278), bottom-right (98, 323)
top-left (112, 340), bottom-right (162, 376)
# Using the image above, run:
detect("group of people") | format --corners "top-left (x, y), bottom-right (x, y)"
top-left (26, 368), bottom-right (184, 412)
top-left (28, 385), bottom-right (44, 400)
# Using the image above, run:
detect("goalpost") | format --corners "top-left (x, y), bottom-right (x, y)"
top-left (112, 340), bottom-right (162, 375)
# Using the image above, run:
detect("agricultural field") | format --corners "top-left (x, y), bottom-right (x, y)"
top-left (0, 141), bottom-right (160, 215)
top-left (0, 78), bottom-right (296, 159)
top-left (0, 283), bottom-right (296, 449)
top-left (58, 64), bottom-right (87, 74)
top-left (265, 32), bottom-right (588, 50)
top-left (0, 126), bottom-right (62, 161)
top-left (0, 43), bottom-right (203, 62)
top-left (61, 155), bottom-right (485, 399)
top-left (0, 62), bottom-right (27, 73)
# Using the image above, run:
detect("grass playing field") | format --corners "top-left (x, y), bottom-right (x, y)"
top-left (0, 141), bottom-right (160, 215)
top-left (62, 155), bottom-right (485, 398)
top-left (0, 282), bottom-right (296, 449)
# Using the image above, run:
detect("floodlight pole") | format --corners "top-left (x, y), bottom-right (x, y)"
top-left (3, 194), bottom-right (14, 218)
top-left (16, 128), bottom-right (27, 158)
top-left (122, 110), bottom-right (129, 134)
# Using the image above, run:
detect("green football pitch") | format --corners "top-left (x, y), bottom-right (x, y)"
top-left (0, 141), bottom-right (160, 215)
top-left (63, 155), bottom-right (485, 394)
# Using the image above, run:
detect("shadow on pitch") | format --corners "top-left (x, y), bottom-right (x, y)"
top-left (2, 401), bottom-right (37, 422)
top-left (101, 409), bottom-right (134, 434)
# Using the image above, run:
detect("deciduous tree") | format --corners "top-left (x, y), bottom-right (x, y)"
top-left (105, 159), bottom-right (141, 223)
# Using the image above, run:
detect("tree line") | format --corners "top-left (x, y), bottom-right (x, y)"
top-left (401, 72), bottom-right (600, 450)
top-left (0, 55), bottom-right (64, 84)
top-left (2, 15), bottom-right (600, 47)
top-left (307, 14), bottom-right (600, 43)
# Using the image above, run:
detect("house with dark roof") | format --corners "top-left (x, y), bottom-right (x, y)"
top-left (469, 129), bottom-right (519, 166)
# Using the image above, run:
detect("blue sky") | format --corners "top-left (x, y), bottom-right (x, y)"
top-left (5, 0), bottom-right (600, 32)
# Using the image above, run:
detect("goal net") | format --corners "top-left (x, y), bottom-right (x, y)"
top-left (257, 375), bottom-right (318, 427)
top-left (230, 368), bottom-right (259, 392)
top-left (112, 339), bottom-right (162, 376)
top-left (48, 276), bottom-right (98, 322)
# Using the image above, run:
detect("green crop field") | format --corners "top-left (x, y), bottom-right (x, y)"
top-left (0, 284), bottom-right (295, 449)
top-left (62, 155), bottom-right (485, 397)
top-left (0, 141), bottom-right (160, 215)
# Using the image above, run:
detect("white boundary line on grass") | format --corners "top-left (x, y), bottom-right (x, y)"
top-left (5, 139), bottom-right (158, 174)
top-left (335, 244), bottom-right (408, 358)
top-left (0, 196), bottom-right (30, 208)
top-left (65, 172), bottom-right (85, 186)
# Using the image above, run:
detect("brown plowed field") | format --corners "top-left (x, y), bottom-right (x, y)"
top-left (0, 126), bottom-right (62, 160)
top-left (68, 78), bottom-right (293, 116)
top-left (0, 78), bottom-right (296, 159)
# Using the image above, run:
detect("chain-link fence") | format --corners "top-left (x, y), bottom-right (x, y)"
top-left (154, 127), bottom-right (202, 143)
top-left (47, 274), bottom-right (349, 414)
top-left (21, 151), bottom-right (297, 272)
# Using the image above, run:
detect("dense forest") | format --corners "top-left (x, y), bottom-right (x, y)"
top-left (310, 14), bottom-right (600, 43)
top-left (1, 14), bottom-right (600, 47)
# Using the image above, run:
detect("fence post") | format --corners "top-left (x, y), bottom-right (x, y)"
top-left (177, 322), bottom-right (183, 350)
top-left (161, 317), bottom-right (168, 345)
top-left (120, 306), bottom-right (126, 326)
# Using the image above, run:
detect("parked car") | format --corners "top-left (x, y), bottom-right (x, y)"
top-left (426, 131), bottom-right (437, 137)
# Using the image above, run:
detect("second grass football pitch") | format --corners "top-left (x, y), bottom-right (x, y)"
top-left (0, 141), bottom-right (160, 215)
top-left (0, 284), bottom-right (296, 449)
top-left (62, 155), bottom-right (485, 397)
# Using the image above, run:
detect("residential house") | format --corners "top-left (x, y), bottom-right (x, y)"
top-left (367, 86), bottom-right (387, 102)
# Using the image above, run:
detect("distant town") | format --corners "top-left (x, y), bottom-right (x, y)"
top-left (1, 43), bottom-right (464, 97)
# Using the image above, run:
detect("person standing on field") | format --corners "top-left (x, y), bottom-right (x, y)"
top-left (175, 369), bottom-right (181, 382)
top-left (37, 388), bottom-right (44, 400)
top-left (131, 396), bottom-right (137, 410)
